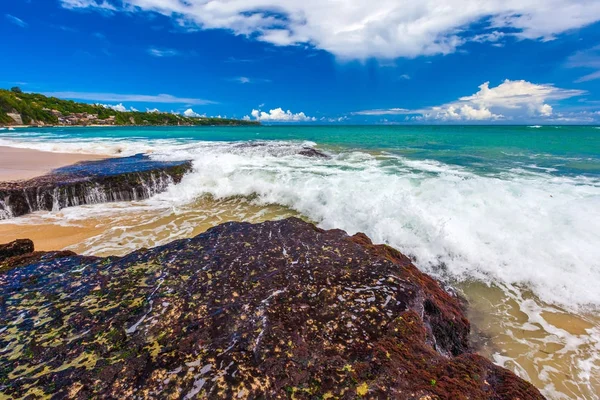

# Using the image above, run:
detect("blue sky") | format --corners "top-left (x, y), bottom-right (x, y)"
top-left (3, 0), bottom-right (600, 123)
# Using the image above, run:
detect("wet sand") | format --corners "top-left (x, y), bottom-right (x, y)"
top-left (0, 196), bottom-right (301, 255)
top-left (0, 146), bottom-right (108, 181)
top-left (461, 281), bottom-right (600, 398)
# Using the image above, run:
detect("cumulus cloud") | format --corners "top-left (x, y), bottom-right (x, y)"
top-left (246, 108), bottom-right (316, 122)
top-left (183, 108), bottom-right (205, 118)
top-left (43, 91), bottom-right (216, 105)
top-left (60, 0), bottom-right (600, 59)
top-left (97, 103), bottom-right (140, 112)
top-left (97, 103), bottom-right (127, 112)
top-left (5, 14), bottom-right (28, 28)
top-left (356, 79), bottom-right (585, 121)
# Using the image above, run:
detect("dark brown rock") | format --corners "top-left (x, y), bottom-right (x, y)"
top-left (0, 250), bottom-right (80, 274)
top-left (0, 218), bottom-right (544, 399)
top-left (0, 239), bottom-right (34, 262)
top-left (298, 147), bottom-right (330, 158)
top-left (0, 154), bottom-right (192, 219)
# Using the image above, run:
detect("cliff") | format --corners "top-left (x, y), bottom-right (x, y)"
top-left (0, 88), bottom-right (259, 127)
top-left (0, 218), bottom-right (544, 399)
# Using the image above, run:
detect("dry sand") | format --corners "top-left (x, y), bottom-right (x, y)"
top-left (0, 146), bottom-right (108, 182)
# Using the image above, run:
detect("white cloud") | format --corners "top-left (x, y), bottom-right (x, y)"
top-left (42, 91), bottom-right (216, 105)
top-left (230, 76), bottom-right (271, 84)
top-left (356, 79), bottom-right (585, 121)
top-left (5, 14), bottom-right (28, 28)
top-left (567, 45), bottom-right (600, 83)
top-left (60, 0), bottom-right (600, 59)
top-left (183, 108), bottom-right (205, 117)
top-left (61, 0), bottom-right (116, 11)
top-left (97, 103), bottom-right (127, 112)
top-left (97, 103), bottom-right (140, 112)
top-left (247, 108), bottom-right (316, 122)
top-left (146, 108), bottom-right (161, 113)
top-left (321, 116), bottom-right (349, 123)
top-left (147, 47), bottom-right (180, 57)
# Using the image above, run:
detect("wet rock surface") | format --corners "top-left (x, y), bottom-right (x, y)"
top-left (298, 147), bottom-right (330, 158)
top-left (0, 218), bottom-right (544, 399)
top-left (0, 239), bottom-right (34, 262)
top-left (233, 142), bottom-right (330, 159)
top-left (0, 154), bottom-right (192, 219)
top-left (0, 239), bottom-right (89, 275)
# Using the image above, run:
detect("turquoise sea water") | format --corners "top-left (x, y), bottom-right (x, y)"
top-left (3, 125), bottom-right (599, 177)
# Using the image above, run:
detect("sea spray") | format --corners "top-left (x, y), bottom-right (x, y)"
top-left (0, 167), bottom-right (188, 219)
top-left (2, 135), bottom-right (599, 310)
top-left (143, 141), bottom-right (600, 311)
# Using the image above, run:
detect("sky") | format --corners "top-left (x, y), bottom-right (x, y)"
top-left (3, 0), bottom-right (600, 124)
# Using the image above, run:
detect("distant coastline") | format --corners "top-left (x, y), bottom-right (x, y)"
top-left (0, 87), bottom-right (259, 128)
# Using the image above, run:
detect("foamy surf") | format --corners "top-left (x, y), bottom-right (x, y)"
top-left (2, 136), bottom-right (599, 310)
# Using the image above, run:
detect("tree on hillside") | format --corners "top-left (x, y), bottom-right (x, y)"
top-left (10, 87), bottom-right (23, 94)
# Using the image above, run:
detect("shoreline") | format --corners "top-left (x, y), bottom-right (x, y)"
top-left (0, 146), bottom-right (109, 182)
top-left (2, 125), bottom-right (122, 129)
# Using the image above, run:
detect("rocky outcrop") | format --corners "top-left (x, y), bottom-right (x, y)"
top-left (0, 239), bottom-right (34, 262)
top-left (298, 147), bottom-right (330, 158)
top-left (233, 142), bottom-right (330, 158)
top-left (6, 112), bottom-right (23, 125)
top-left (0, 238), bottom-right (85, 274)
top-left (0, 154), bottom-right (192, 219)
top-left (0, 218), bottom-right (544, 399)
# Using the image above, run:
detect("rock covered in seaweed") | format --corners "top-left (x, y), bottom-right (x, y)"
top-left (0, 154), bottom-right (192, 219)
top-left (0, 218), bottom-right (544, 399)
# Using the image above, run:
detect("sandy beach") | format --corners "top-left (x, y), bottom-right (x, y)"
top-left (0, 146), bottom-right (108, 181)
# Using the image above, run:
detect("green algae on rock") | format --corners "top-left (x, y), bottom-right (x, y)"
top-left (0, 218), bottom-right (544, 399)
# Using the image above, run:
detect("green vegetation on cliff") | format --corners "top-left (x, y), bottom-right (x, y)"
top-left (0, 88), bottom-right (258, 126)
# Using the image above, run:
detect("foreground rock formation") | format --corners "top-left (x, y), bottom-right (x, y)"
top-left (0, 219), bottom-right (544, 399)
top-left (0, 239), bottom-right (80, 275)
top-left (0, 154), bottom-right (192, 219)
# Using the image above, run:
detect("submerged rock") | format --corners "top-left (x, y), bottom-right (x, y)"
top-left (298, 147), bottom-right (330, 158)
top-left (0, 154), bottom-right (192, 219)
top-left (0, 219), bottom-right (544, 399)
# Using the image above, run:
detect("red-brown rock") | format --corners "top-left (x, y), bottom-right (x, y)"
top-left (0, 218), bottom-right (544, 399)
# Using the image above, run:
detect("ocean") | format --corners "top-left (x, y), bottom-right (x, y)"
top-left (1, 125), bottom-right (599, 398)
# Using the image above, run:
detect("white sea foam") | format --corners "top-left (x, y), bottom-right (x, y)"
top-left (2, 137), bottom-right (600, 312)
top-left (128, 140), bottom-right (600, 309)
